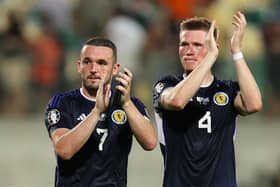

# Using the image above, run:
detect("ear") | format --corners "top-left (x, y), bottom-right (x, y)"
top-left (77, 60), bottom-right (81, 73)
top-left (112, 63), bottom-right (121, 75)
top-left (216, 43), bottom-right (220, 49)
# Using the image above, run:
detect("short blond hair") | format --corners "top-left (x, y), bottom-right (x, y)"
top-left (180, 17), bottom-right (219, 40)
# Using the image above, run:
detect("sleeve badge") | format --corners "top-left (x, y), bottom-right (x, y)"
top-left (155, 83), bottom-right (164, 94)
top-left (47, 109), bottom-right (61, 125)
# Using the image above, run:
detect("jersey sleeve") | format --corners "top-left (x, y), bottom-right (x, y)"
top-left (44, 94), bottom-right (72, 137)
top-left (152, 75), bottom-right (179, 113)
top-left (232, 81), bottom-right (240, 94)
top-left (231, 80), bottom-right (241, 114)
top-left (218, 79), bottom-right (240, 115)
top-left (226, 80), bottom-right (240, 103)
top-left (131, 96), bottom-right (150, 120)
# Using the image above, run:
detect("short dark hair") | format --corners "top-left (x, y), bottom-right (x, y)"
top-left (180, 17), bottom-right (219, 40)
top-left (84, 37), bottom-right (117, 62)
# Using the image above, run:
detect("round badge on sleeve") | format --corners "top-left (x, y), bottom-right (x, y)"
top-left (47, 109), bottom-right (61, 125)
top-left (111, 109), bottom-right (127, 125)
top-left (213, 92), bottom-right (229, 106)
top-left (155, 83), bottom-right (164, 94)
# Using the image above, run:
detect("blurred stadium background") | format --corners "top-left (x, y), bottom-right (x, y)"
top-left (0, 0), bottom-right (279, 186)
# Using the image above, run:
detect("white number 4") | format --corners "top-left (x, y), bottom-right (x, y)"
top-left (96, 128), bottom-right (108, 151)
top-left (198, 111), bottom-right (212, 133)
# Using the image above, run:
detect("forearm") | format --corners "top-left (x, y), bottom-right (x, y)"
top-left (162, 53), bottom-right (217, 109)
top-left (229, 11), bottom-right (262, 112)
top-left (52, 109), bottom-right (101, 159)
top-left (122, 100), bottom-right (157, 151)
top-left (234, 57), bottom-right (262, 112)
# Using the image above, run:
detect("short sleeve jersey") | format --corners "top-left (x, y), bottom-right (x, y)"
top-left (44, 88), bottom-right (149, 187)
top-left (153, 75), bottom-right (240, 187)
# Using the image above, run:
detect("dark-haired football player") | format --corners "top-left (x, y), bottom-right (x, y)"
top-left (45, 37), bottom-right (157, 187)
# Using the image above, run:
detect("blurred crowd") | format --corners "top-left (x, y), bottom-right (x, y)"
top-left (0, 0), bottom-right (279, 117)
top-left (0, 1), bottom-right (280, 186)
top-left (0, 0), bottom-right (280, 112)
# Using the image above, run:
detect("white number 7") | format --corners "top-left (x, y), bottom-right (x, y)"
top-left (198, 111), bottom-right (212, 133)
top-left (96, 128), bottom-right (108, 151)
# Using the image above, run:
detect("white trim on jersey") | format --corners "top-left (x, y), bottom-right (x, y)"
top-left (80, 88), bottom-right (112, 102)
top-left (233, 116), bottom-right (238, 141)
top-left (154, 111), bottom-right (166, 145)
top-left (80, 88), bottom-right (97, 102)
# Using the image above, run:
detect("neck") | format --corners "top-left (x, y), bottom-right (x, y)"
top-left (81, 87), bottom-right (97, 100)
top-left (80, 87), bottom-right (112, 101)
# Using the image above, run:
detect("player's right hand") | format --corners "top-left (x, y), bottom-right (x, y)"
top-left (205, 20), bottom-right (218, 58)
top-left (94, 76), bottom-right (110, 113)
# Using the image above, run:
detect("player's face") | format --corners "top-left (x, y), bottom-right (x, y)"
top-left (179, 30), bottom-right (209, 73)
top-left (77, 45), bottom-right (119, 92)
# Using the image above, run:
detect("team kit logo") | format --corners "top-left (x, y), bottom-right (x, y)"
top-left (213, 92), bottom-right (229, 106)
top-left (111, 109), bottom-right (127, 125)
top-left (47, 109), bottom-right (61, 125)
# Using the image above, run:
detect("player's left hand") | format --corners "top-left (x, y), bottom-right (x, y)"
top-left (115, 68), bottom-right (132, 106)
top-left (231, 11), bottom-right (247, 53)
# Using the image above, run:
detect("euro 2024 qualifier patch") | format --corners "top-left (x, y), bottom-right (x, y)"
top-left (155, 82), bottom-right (164, 94)
top-left (111, 109), bottom-right (127, 125)
top-left (47, 109), bottom-right (61, 125)
top-left (213, 92), bottom-right (229, 106)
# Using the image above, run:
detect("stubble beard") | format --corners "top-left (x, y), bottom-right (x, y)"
top-left (82, 76), bottom-right (112, 96)
top-left (83, 80), bottom-right (98, 96)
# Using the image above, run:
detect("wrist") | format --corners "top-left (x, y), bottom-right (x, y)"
top-left (204, 53), bottom-right (218, 65)
top-left (232, 51), bottom-right (243, 61)
top-left (92, 109), bottom-right (107, 121)
top-left (99, 112), bottom-right (107, 121)
top-left (122, 99), bottom-right (132, 109)
top-left (231, 46), bottom-right (241, 54)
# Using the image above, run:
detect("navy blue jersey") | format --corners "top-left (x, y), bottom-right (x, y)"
top-left (44, 88), bottom-right (149, 187)
top-left (153, 75), bottom-right (240, 187)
